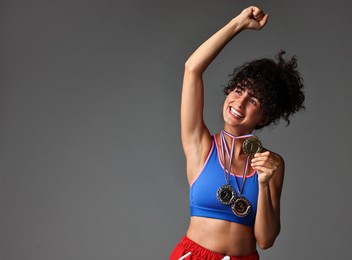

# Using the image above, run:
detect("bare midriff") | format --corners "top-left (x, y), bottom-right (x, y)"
top-left (186, 216), bottom-right (257, 256)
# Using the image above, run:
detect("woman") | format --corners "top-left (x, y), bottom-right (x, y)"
top-left (170, 6), bottom-right (305, 260)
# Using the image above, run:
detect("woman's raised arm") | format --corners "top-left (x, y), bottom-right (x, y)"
top-left (181, 7), bottom-right (268, 177)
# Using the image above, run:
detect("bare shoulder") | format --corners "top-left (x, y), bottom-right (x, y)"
top-left (272, 151), bottom-right (285, 171)
top-left (269, 151), bottom-right (285, 197)
top-left (273, 151), bottom-right (285, 177)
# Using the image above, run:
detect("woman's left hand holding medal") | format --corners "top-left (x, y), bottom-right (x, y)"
top-left (251, 151), bottom-right (280, 185)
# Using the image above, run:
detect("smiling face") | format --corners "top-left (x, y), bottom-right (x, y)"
top-left (223, 86), bottom-right (266, 135)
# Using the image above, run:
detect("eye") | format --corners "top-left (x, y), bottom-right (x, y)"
top-left (234, 88), bottom-right (242, 95)
top-left (249, 98), bottom-right (258, 106)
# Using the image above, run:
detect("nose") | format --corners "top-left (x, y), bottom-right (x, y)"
top-left (237, 96), bottom-right (247, 109)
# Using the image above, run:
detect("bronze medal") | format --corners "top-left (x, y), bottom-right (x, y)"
top-left (242, 135), bottom-right (262, 156)
top-left (217, 184), bottom-right (236, 205)
top-left (232, 197), bottom-right (251, 217)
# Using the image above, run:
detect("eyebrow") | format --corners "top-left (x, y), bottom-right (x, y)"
top-left (248, 92), bottom-right (260, 100)
top-left (236, 86), bottom-right (260, 100)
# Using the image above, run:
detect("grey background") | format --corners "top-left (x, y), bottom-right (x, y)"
top-left (1, 0), bottom-right (351, 259)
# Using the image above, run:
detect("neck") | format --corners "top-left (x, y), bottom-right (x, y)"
top-left (223, 125), bottom-right (254, 137)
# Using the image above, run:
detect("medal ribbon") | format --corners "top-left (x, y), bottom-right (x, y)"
top-left (220, 131), bottom-right (235, 184)
top-left (220, 130), bottom-right (252, 196)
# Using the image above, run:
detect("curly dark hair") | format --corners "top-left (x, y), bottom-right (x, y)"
top-left (223, 50), bottom-right (305, 129)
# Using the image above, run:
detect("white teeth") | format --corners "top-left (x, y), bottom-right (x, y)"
top-left (230, 107), bottom-right (244, 118)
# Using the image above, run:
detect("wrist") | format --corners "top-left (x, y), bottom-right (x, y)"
top-left (229, 15), bottom-right (249, 32)
top-left (258, 180), bottom-right (270, 189)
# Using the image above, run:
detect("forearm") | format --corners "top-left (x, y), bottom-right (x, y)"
top-left (254, 183), bottom-right (281, 249)
top-left (185, 16), bottom-right (247, 74)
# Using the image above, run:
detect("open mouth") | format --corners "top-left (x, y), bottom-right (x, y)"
top-left (230, 107), bottom-right (244, 118)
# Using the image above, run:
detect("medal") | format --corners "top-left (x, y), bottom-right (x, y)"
top-left (232, 197), bottom-right (252, 217)
top-left (217, 184), bottom-right (236, 205)
top-left (242, 135), bottom-right (262, 156)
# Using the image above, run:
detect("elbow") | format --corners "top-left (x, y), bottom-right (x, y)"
top-left (257, 227), bottom-right (281, 250)
top-left (184, 59), bottom-right (204, 75)
top-left (257, 239), bottom-right (275, 250)
top-left (184, 60), bottom-right (197, 73)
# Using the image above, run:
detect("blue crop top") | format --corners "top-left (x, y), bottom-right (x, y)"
top-left (190, 137), bottom-right (259, 227)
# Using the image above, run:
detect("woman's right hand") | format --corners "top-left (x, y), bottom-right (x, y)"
top-left (238, 6), bottom-right (269, 30)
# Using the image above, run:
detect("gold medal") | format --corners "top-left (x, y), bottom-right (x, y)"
top-left (242, 135), bottom-right (262, 156)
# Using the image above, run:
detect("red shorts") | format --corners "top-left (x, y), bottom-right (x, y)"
top-left (170, 236), bottom-right (259, 260)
